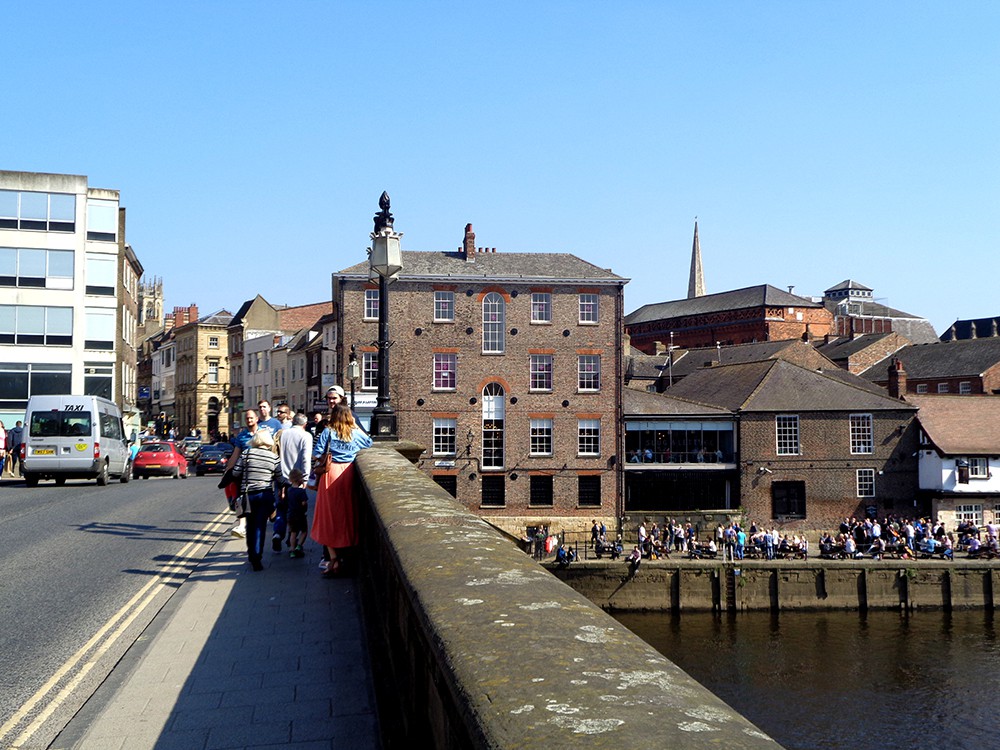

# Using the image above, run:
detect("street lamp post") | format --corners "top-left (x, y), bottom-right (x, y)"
top-left (367, 192), bottom-right (402, 441)
top-left (347, 344), bottom-right (360, 413)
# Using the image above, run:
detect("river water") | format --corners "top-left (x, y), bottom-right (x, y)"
top-left (614, 610), bottom-right (998, 750)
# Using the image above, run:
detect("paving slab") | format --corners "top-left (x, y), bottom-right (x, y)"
top-left (53, 532), bottom-right (380, 750)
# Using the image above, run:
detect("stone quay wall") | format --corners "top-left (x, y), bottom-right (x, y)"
top-left (549, 559), bottom-right (1000, 612)
top-left (353, 446), bottom-right (782, 749)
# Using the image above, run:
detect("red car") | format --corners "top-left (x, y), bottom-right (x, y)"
top-left (133, 442), bottom-right (189, 479)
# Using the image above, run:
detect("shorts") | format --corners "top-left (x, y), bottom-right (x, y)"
top-left (287, 486), bottom-right (308, 533)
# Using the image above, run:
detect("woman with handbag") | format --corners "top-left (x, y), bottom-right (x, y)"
top-left (311, 393), bottom-right (372, 577)
top-left (231, 429), bottom-right (283, 571)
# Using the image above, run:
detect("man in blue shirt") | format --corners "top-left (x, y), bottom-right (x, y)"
top-left (256, 400), bottom-right (283, 435)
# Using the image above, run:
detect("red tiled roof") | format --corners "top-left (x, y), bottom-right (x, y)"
top-left (908, 395), bottom-right (1000, 455)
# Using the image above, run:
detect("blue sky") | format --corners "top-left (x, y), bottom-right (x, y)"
top-left (5, 1), bottom-right (998, 334)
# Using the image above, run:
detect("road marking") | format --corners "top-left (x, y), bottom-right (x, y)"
top-left (0, 511), bottom-right (231, 748)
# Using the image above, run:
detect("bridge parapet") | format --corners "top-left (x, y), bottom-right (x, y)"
top-left (355, 446), bottom-right (782, 748)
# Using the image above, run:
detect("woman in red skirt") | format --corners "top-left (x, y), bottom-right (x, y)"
top-left (311, 398), bottom-right (372, 576)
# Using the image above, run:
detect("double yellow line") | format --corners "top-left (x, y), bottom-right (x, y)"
top-left (0, 511), bottom-right (231, 749)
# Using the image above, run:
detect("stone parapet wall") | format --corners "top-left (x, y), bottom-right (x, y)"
top-left (354, 446), bottom-right (781, 749)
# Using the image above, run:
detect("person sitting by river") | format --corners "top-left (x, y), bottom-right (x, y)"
top-left (595, 532), bottom-right (608, 559)
top-left (967, 536), bottom-right (982, 557)
top-left (819, 533), bottom-right (835, 558)
top-left (610, 535), bottom-right (623, 560)
top-left (625, 546), bottom-right (641, 577)
top-left (555, 544), bottom-right (576, 568)
top-left (844, 536), bottom-right (859, 559)
top-left (867, 536), bottom-right (886, 560)
top-left (921, 536), bottom-right (938, 557)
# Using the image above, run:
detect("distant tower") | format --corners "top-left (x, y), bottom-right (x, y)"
top-left (687, 220), bottom-right (705, 299)
top-left (139, 276), bottom-right (164, 325)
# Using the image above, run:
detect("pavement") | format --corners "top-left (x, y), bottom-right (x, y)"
top-left (52, 527), bottom-right (382, 750)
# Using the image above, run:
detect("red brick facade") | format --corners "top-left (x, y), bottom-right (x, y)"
top-left (628, 304), bottom-right (833, 353)
top-left (335, 268), bottom-right (625, 527)
top-left (739, 410), bottom-right (920, 531)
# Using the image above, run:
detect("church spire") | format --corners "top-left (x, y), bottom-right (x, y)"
top-left (687, 219), bottom-right (705, 299)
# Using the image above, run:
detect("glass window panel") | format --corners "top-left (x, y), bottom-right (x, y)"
top-left (0, 248), bottom-right (15, 277)
top-left (0, 306), bottom-right (14, 332)
top-left (47, 307), bottom-right (73, 335)
top-left (0, 371), bottom-right (29, 400)
top-left (0, 191), bottom-right (17, 217)
top-left (20, 192), bottom-right (48, 220)
top-left (87, 200), bottom-right (118, 233)
top-left (49, 193), bottom-right (75, 221)
top-left (19, 306), bottom-right (45, 334)
top-left (32, 370), bottom-right (71, 395)
top-left (86, 254), bottom-right (116, 287)
top-left (19, 248), bottom-right (46, 278)
top-left (86, 309), bottom-right (115, 340)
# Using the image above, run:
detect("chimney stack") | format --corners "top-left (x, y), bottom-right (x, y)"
top-left (887, 358), bottom-right (907, 400)
top-left (463, 223), bottom-right (476, 262)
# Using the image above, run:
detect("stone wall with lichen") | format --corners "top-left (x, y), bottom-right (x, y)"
top-left (354, 445), bottom-right (782, 749)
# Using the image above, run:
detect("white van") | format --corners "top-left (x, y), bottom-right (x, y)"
top-left (22, 395), bottom-right (132, 487)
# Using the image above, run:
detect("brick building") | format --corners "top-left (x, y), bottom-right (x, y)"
top-left (625, 284), bottom-right (833, 353)
top-left (664, 359), bottom-right (920, 530)
top-left (863, 337), bottom-right (1000, 396)
top-left (333, 223), bottom-right (628, 537)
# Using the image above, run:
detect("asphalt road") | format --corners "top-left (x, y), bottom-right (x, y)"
top-left (0, 470), bottom-right (232, 748)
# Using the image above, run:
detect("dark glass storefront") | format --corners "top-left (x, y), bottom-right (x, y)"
top-left (624, 468), bottom-right (738, 512)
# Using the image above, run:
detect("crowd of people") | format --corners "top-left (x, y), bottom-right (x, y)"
top-left (818, 516), bottom-right (1000, 560)
top-left (572, 514), bottom-right (1000, 569)
top-left (218, 385), bottom-right (371, 575)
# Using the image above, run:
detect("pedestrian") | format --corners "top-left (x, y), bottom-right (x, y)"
top-left (311, 396), bottom-right (372, 577)
top-left (277, 411), bottom-right (312, 557)
top-left (256, 400), bottom-right (282, 435)
top-left (222, 408), bottom-right (264, 538)
top-left (7, 420), bottom-right (24, 477)
top-left (285, 468), bottom-right (309, 558)
top-left (231, 429), bottom-right (283, 571)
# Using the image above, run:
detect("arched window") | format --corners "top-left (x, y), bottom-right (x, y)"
top-left (482, 292), bottom-right (505, 353)
top-left (482, 382), bottom-right (505, 469)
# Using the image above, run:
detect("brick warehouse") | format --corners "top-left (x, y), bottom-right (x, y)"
top-left (665, 358), bottom-right (921, 531)
top-left (334, 224), bottom-right (628, 537)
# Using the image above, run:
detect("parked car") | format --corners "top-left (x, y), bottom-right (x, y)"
top-left (133, 442), bottom-right (189, 479)
top-left (180, 436), bottom-right (202, 459)
top-left (194, 446), bottom-right (231, 476)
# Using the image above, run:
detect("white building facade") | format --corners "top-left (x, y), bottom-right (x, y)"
top-left (0, 171), bottom-right (139, 427)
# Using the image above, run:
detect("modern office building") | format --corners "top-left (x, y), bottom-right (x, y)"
top-left (0, 170), bottom-right (141, 431)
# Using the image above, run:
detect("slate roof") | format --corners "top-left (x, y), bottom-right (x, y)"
top-left (940, 317), bottom-right (1000, 341)
top-left (665, 359), bottom-right (917, 413)
top-left (625, 284), bottom-right (823, 325)
top-left (627, 339), bottom-right (835, 382)
top-left (336, 250), bottom-right (626, 283)
top-left (863, 337), bottom-right (1000, 381)
top-left (197, 309), bottom-right (233, 327)
top-left (825, 279), bottom-right (873, 293)
top-left (816, 332), bottom-right (896, 360)
top-left (909, 395), bottom-right (1000, 455)
top-left (623, 387), bottom-right (731, 417)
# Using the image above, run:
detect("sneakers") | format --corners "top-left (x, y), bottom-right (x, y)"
top-left (231, 524), bottom-right (246, 538)
top-left (289, 545), bottom-right (304, 559)
top-left (272, 534), bottom-right (282, 552)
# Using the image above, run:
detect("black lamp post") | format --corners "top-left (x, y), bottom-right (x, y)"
top-left (368, 192), bottom-right (402, 441)
top-left (347, 344), bottom-right (360, 413)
